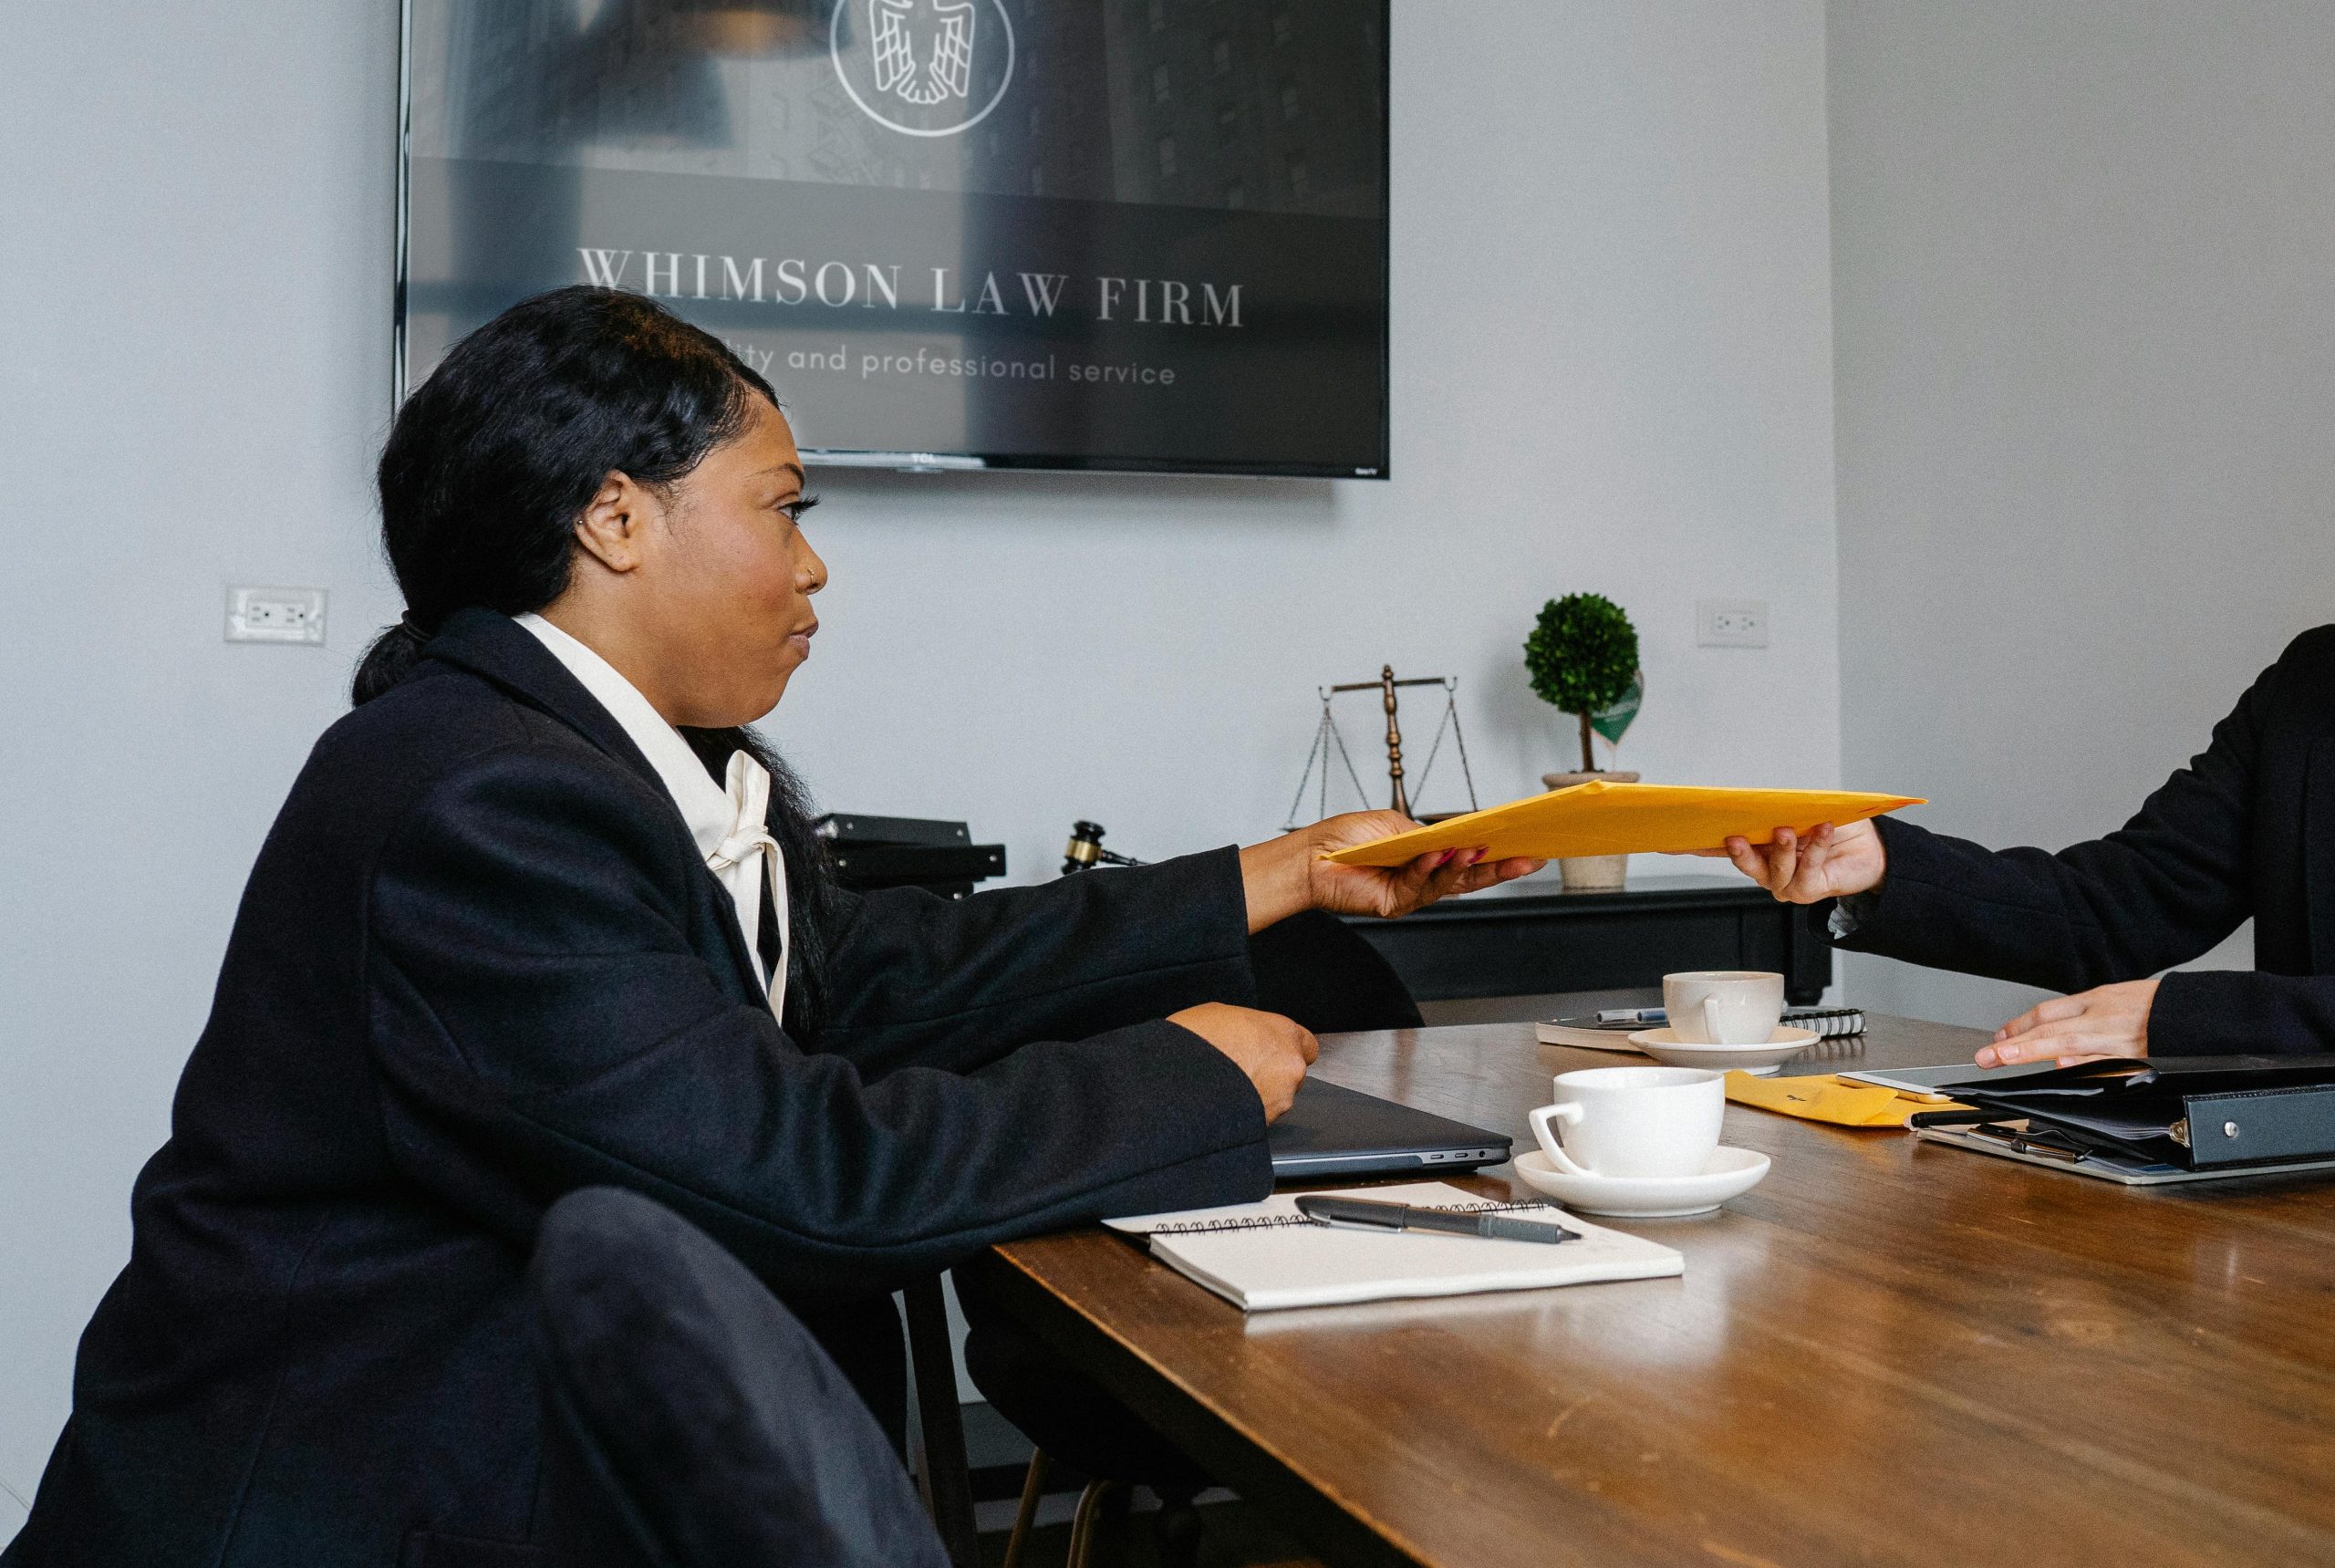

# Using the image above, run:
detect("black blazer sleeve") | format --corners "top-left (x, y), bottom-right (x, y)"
top-left (815, 852), bottom-right (1259, 1078)
top-left (1827, 648), bottom-right (2335, 1054)
top-left (363, 740), bottom-right (1271, 1297)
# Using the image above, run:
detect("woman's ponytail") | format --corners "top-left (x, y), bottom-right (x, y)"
top-left (350, 620), bottom-right (432, 707)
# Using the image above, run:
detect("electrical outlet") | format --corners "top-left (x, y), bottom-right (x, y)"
top-left (1697, 598), bottom-right (1768, 649)
top-left (226, 586), bottom-right (328, 645)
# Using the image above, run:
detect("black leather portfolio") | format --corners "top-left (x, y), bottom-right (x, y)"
top-left (1915, 1055), bottom-right (2335, 1178)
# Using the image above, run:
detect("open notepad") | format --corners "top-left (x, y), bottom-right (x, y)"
top-left (1105, 1181), bottom-right (1683, 1312)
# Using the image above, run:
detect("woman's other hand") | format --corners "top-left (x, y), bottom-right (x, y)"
top-left (1709, 820), bottom-right (1887, 905)
top-left (1975, 979), bottom-right (2158, 1069)
top-left (1168, 1002), bottom-right (1320, 1122)
top-left (1239, 811), bottom-right (1547, 931)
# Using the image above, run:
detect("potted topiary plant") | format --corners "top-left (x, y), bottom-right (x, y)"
top-left (1524, 592), bottom-right (1643, 889)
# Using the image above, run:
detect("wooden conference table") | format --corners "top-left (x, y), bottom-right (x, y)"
top-left (981, 1018), bottom-right (2335, 1567)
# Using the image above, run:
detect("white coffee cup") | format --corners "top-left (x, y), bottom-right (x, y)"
top-left (1662, 970), bottom-right (1786, 1045)
top-left (1528, 1065), bottom-right (1725, 1179)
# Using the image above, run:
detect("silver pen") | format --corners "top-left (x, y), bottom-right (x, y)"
top-left (1294, 1195), bottom-right (1579, 1245)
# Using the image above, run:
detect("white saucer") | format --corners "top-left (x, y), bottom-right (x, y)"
top-left (1512, 1146), bottom-right (1771, 1217)
top-left (1626, 1025), bottom-right (1821, 1076)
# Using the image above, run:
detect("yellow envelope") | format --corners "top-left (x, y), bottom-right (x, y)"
top-left (1724, 1071), bottom-right (1968, 1128)
top-left (1321, 779), bottom-right (1924, 867)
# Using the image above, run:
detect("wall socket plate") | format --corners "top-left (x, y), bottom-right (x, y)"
top-left (1697, 597), bottom-right (1769, 648)
top-left (226, 586), bottom-right (328, 645)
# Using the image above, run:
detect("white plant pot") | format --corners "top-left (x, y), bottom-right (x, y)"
top-left (1541, 770), bottom-right (1639, 891)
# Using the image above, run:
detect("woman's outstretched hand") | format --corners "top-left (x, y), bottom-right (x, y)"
top-left (1707, 820), bottom-right (1888, 905)
top-left (1975, 980), bottom-right (2158, 1069)
top-left (1239, 811), bottom-right (1546, 932)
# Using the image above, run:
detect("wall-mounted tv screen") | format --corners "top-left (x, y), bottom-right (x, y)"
top-left (399, 1), bottom-right (1389, 477)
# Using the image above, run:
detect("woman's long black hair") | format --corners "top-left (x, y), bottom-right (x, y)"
top-left (354, 286), bottom-right (841, 1037)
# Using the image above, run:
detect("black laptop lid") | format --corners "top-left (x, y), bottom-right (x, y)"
top-left (1268, 1078), bottom-right (1512, 1180)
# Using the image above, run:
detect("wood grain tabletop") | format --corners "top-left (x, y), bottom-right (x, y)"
top-left (981, 1019), bottom-right (2335, 1568)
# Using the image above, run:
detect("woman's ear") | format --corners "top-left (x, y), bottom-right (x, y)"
top-left (571, 471), bottom-right (658, 575)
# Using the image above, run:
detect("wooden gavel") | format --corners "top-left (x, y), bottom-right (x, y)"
top-left (1062, 820), bottom-right (1145, 876)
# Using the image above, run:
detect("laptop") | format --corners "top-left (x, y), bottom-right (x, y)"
top-left (1268, 1078), bottom-right (1512, 1180)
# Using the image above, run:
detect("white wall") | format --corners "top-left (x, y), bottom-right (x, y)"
top-left (1826, 0), bottom-right (2335, 1028)
top-left (0, 0), bottom-right (1839, 1528)
top-left (0, 0), bottom-right (408, 1530)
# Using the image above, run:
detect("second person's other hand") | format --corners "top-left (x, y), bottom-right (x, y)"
top-left (1975, 980), bottom-right (2159, 1069)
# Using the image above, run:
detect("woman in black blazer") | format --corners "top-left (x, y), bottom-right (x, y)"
top-left (1721, 628), bottom-right (2335, 1065)
top-left (5, 288), bottom-right (1537, 1568)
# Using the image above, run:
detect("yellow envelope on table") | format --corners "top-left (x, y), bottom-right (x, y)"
top-left (1724, 1072), bottom-right (1968, 1128)
top-left (1320, 780), bottom-right (1924, 867)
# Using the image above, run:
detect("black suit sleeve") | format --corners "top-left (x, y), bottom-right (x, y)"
top-left (815, 853), bottom-right (1259, 1078)
top-left (363, 741), bottom-right (1271, 1296)
top-left (2146, 969), bottom-right (2335, 1054)
top-left (1825, 650), bottom-right (2335, 1053)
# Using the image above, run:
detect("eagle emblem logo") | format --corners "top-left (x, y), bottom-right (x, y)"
top-left (869, 0), bottom-right (977, 107)
top-left (830, 0), bottom-right (1014, 138)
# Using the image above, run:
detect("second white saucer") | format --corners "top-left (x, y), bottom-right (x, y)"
top-left (1626, 1025), bottom-right (1821, 1075)
top-left (1512, 1145), bottom-right (1771, 1218)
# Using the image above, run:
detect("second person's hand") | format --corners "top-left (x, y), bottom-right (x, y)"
top-left (1168, 1002), bottom-right (1320, 1122)
top-left (1707, 819), bottom-right (1888, 905)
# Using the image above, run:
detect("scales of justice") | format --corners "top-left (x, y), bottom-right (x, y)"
top-left (1284, 666), bottom-right (1480, 829)
top-left (1064, 666), bottom-right (1481, 876)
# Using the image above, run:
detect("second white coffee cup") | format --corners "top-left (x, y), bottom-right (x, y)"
top-left (1663, 970), bottom-right (1786, 1044)
top-left (1528, 1065), bottom-right (1725, 1179)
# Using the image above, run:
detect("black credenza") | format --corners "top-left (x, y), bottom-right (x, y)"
top-left (1344, 875), bottom-right (1832, 1006)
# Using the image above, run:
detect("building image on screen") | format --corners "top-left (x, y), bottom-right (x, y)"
top-left (400, 0), bottom-right (1389, 476)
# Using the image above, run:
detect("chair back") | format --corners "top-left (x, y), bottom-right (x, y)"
top-left (532, 1187), bottom-right (950, 1568)
top-left (1248, 909), bottom-right (1424, 1033)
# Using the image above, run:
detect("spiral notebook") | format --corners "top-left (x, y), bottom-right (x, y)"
top-left (1104, 1181), bottom-right (1684, 1312)
top-left (1537, 1007), bottom-right (1867, 1050)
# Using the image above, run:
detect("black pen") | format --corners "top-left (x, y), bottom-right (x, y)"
top-left (1294, 1195), bottom-right (1580, 1245)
